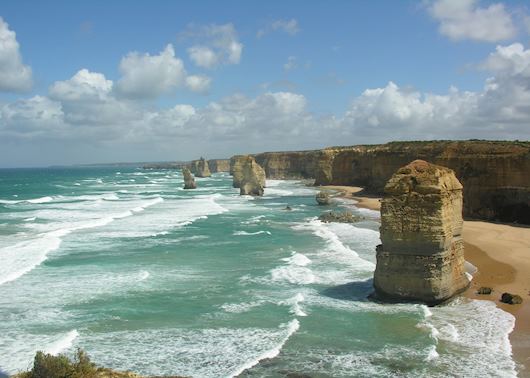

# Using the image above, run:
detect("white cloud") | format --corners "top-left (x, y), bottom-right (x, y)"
top-left (187, 46), bottom-right (218, 69)
top-left (2, 43), bottom-right (530, 160)
top-left (183, 23), bottom-right (243, 69)
top-left (115, 44), bottom-right (187, 98)
top-left (257, 19), bottom-right (300, 38)
top-left (429, 0), bottom-right (516, 42)
top-left (114, 44), bottom-right (211, 98)
top-left (284, 56), bottom-right (297, 71)
top-left (49, 69), bottom-right (112, 101)
top-left (185, 75), bottom-right (211, 93)
top-left (0, 17), bottom-right (32, 92)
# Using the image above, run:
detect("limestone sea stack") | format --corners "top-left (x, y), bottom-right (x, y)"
top-left (237, 156), bottom-right (266, 196)
top-left (373, 160), bottom-right (470, 305)
top-left (182, 167), bottom-right (196, 189)
top-left (192, 157), bottom-right (211, 177)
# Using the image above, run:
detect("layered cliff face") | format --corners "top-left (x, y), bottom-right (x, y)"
top-left (191, 157), bottom-right (211, 178)
top-left (232, 141), bottom-right (530, 224)
top-left (373, 160), bottom-right (470, 305)
top-left (237, 156), bottom-right (266, 196)
top-left (208, 159), bottom-right (230, 173)
top-left (230, 155), bottom-right (246, 188)
top-left (182, 167), bottom-right (196, 189)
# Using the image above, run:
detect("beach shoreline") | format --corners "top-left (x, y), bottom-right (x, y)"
top-left (323, 185), bottom-right (530, 375)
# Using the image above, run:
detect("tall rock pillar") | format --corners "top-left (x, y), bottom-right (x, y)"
top-left (373, 160), bottom-right (470, 305)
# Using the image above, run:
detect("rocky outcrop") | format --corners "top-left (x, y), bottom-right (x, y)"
top-left (373, 160), bottom-right (470, 305)
top-left (182, 167), bottom-right (196, 189)
top-left (318, 211), bottom-right (364, 223)
top-left (230, 155), bottom-right (247, 188)
top-left (231, 141), bottom-right (530, 224)
top-left (207, 159), bottom-right (230, 173)
top-left (191, 157), bottom-right (211, 178)
top-left (315, 190), bottom-right (331, 205)
top-left (237, 156), bottom-right (266, 196)
top-left (500, 292), bottom-right (523, 304)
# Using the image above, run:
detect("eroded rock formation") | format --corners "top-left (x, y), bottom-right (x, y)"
top-left (182, 167), bottom-right (196, 189)
top-left (315, 190), bottom-right (331, 205)
top-left (237, 156), bottom-right (266, 196)
top-left (373, 160), bottom-right (470, 305)
top-left (191, 157), bottom-right (211, 178)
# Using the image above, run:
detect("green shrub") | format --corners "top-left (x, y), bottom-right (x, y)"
top-left (17, 349), bottom-right (97, 378)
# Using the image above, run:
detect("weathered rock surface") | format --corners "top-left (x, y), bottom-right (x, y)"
top-left (191, 157), bottom-right (211, 178)
top-left (230, 155), bottom-right (246, 188)
top-left (207, 159), bottom-right (230, 173)
top-left (318, 211), bottom-right (364, 223)
top-left (500, 292), bottom-right (523, 304)
top-left (373, 160), bottom-right (470, 305)
top-left (182, 167), bottom-right (196, 189)
top-left (315, 191), bottom-right (331, 205)
top-left (237, 156), bottom-right (266, 196)
top-left (231, 141), bottom-right (530, 224)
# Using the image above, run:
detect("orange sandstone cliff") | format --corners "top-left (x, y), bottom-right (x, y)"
top-left (230, 141), bottom-right (530, 224)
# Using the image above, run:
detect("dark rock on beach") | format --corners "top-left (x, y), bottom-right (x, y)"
top-left (500, 292), bottom-right (523, 304)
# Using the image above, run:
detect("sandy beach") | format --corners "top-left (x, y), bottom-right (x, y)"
top-left (324, 185), bottom-right (530, 374)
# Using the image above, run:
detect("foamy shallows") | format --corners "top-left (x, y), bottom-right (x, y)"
top-left (0, 167), bottom-right (518, 377)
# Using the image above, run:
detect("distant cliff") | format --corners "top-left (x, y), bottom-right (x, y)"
top-left (207, 159), bottom-right (230, 173)
top-left (230, 141), bottom-right (530, 224)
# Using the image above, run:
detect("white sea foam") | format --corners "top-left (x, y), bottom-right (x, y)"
top-left (44, 330), bottom-right (79, 355)
top-left (23, 216), bottom-right (36, 221)
top-left (220, 300), bottom-right (266, 313)
top-left (233, 230), bottom-right (271, 236)
top-left (279, 293), bottom-right (307, 317)
top-left (138, 271), bottom-right (150, 281)
top-left (229, 319), bottom-right (300, 377)
top-left (73, 320), bottom-right (300, 378)
top-left (281, 252), bottom-right (312, 267)
top-left (0, 195), bottom-right (165, 285)
top-left (0, 196), bottom-right (54, 205)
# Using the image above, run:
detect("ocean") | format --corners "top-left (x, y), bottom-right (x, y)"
top-left (0, 167), bottom-right (517, 377)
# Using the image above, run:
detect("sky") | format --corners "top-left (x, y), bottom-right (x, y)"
top-left (0, 0), bottom-right (530, 167)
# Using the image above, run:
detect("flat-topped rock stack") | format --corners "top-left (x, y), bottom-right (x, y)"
top-left (236, 155), bottom-right (266, 196)
top-left (373, 160), bottom-right (470, 305)
top-left (192, 157), bottom-right (211, 178)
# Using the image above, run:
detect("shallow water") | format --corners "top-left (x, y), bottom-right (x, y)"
top-left (0, 167), bottom-right (517, 377)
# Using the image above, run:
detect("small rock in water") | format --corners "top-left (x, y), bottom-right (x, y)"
top-left (315, 190), bottom-right (331, 205)
top-left (477, 287), bottom-right (492, 295)
top-left (284, 205), bottom-right (292, 211)
top-left (318, 210), bottom-right (364, 223)
top-left (500, 292), bottom-right (523, 304)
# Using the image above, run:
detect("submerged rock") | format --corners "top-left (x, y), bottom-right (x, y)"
top-left (238, 156), bottom-right (266, 196)
top-left (318, 211), bottom-right (364, 223)
top-left (373, 160), bottom-right (470, 305)
top-left (182, 167), bottom-right (196, 189)
top-left (500, 292), bottom-right (523, 304)
top-left (192, 157), bottom-right (211, 178)
top-left (315, 190), bottom-right (331, 205)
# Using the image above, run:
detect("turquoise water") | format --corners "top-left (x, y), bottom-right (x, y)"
top-left (0, 168), bottom-right (517, 377)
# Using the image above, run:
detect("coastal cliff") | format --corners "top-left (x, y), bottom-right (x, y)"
top-left (230, 141), bottom-right (530, 224)
top-left (207, 159), bottom-right (230, 173)
top-left (373, 160), bottom-right (470, 305)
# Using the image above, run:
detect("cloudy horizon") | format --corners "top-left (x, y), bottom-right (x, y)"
top-left (1, 0), bottom-right (530, 167)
